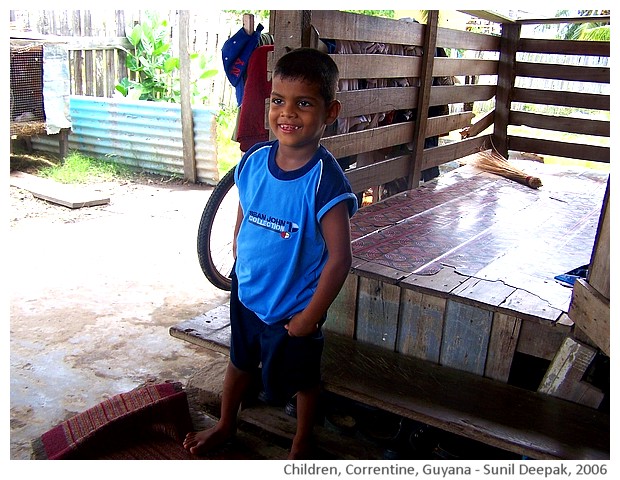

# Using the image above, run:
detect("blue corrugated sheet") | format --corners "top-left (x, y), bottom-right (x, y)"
top-left (31, 95), bottom-right (219, 185)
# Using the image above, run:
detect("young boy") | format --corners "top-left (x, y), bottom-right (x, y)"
top-left (184, 47), bottom-right (358, 459)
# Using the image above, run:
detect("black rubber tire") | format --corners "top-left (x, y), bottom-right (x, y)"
top-left (197, 167), bottom-right (237, 291)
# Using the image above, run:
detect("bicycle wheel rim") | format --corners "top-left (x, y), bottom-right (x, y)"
top-left (197, 168), bottom-right (237, 291)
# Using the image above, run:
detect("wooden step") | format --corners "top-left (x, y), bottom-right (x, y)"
top-left (170, 305), bottom-right (609, 460)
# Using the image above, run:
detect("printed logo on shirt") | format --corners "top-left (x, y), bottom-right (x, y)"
top-left (248, 210), bottom-right (299, 239)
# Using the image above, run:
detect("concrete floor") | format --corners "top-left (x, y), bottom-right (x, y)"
top-left (9, 179), bottom-right (231, 460)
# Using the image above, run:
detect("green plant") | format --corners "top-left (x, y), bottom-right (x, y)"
top-left (116, 12), bottom-right (178, 101)
top-left (38, 151), bottom-right (132, 184)
top-left (116, 12), bottom-right (218, 103)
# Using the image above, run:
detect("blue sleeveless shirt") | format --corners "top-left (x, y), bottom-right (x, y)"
top-left (234, 140), bottom-right (358, 324)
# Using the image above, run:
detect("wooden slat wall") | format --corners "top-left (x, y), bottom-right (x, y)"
top-left (271, 10), bottom-right (504, 197)
top-left (501, 35), bottom-right (610, 162)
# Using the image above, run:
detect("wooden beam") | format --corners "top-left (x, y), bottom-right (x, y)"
top-left (178, 10), bottom-right (196, 183)
top-left (588, 179), bottom-right (610, 298)
top-left (519, 38), bottom-right (610, 57)
top-left (493, 22), bottom-right (520, 158)
top-left (516, 61), bottom-right (610, 84)
top-left (510, 110), bottom-right (610, 137)
top-left (508, 136), bottom-right (610, 164)
top-left (408, 10), bottom-right (438, 189)
top-left (462, 109), bottom-right (494, 138)
top-left (512, 88), bottom-right (610, 111)
top-left (569, 280), bottom-right (610, 356)
top-left (458, 10), bottom-right (515, 24)
top-left (517, 15), bottom-right (610, 26)
top-left (538, 337), bottom-right (604, 408)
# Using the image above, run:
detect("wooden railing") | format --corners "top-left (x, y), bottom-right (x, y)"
top-left (268, 10), bottom-right (610, 197)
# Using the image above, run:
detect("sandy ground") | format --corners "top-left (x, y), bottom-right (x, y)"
top-left (8, 173), bottom-right (232, 461)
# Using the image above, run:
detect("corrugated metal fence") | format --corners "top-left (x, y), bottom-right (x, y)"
top-left (32, 96), bottom-right (219, 185)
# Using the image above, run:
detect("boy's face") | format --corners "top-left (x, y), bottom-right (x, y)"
top-left (269, 75), bottom-right (340, 152)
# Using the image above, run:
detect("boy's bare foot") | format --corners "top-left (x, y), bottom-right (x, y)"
top-left (183, 426), bottom-right (235, 455)
top-left (288, 437), bottom-right (315, 460)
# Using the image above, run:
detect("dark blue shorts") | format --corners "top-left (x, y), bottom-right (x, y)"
top-left (229, 270), bottom-right (324, 404)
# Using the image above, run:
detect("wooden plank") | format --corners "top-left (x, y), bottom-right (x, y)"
top-left (332, 54), bottom-right (421, 79)
top-left (515, 318), bottom-right (570, 361)
top-left (431, 84), bottom-right (496, 105)
top-left (440, 299), bottom-right (493, 375)
top-left (493, 22), bottom-right (520, 157)
top-left (421, 134), bottom-right (490, 171)
top-left (409, 11), bottom-right (438, 189)
top-left (508, 136), bottom-right (610, 164)
top-left (485, 313), bottom-right (521, 382)
top-left (238, 403), bottom-right (386, 459)
top-left (426, 112), bottom-right (475, 137)
top-left (9, 171), bottom-right (109, 208)
top-left (516, 61), bottom-right (610, 84)
top-left (337, 87), bottom-right (418, 118)
top-left (272, 10), bottom-right (307, 61)
top-left (355, 276), bottom-right (401, 350)
top-left (325, 273), bottom-right (358, 337)
top-left (517, 16), bottom-right (609, 27)
top-left (400, 265), bottom-right (468, 296)
top-left (568, 279), bottom-right (610, 357)
top-left (436, 26), bottom-right (501, 52)
top-left (311, 10), bottom-right (425, 46)
top-left (458, 10), bottom-right (515, 24)
top-left (501, 287), bottom-right (563, 324)
top-left (323, 122), bottom-right (413, 158)
top-left (510, 110), bottom-right (610, 137)
top-left (179, 10), bottom-right (196, 183)
top-left (451, 277), bottom-right (516, 309)
top-left (397, 289), bottom-right (445, 362)
top-left (588, 180), bottom-right (610, 298)
top-left (461, 109), bottom-right (494, 138)
top-left (345, 154), bottom-right (410, 195)
top-left (538, 337), bottom-right (604, 408)
top-left (433, 57), bottom-right (498, 77)
top-left (512, 87), bottom-right (610, 111)
top-left (519, 37), bottom-right (610, 57)
top-left (168, 303), bottom-right (231, 355)
top-left (321, 331), bottom-right (609, 460)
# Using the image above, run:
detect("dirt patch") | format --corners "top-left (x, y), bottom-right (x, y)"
top-left (9, 151), bottom-right (232, 460)
top-left (9, 152), bottom-right (202, 227)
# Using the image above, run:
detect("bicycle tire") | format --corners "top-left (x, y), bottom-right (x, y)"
top-left (197, 167), bottom-right (237, 291)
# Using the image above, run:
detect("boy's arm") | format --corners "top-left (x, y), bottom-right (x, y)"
top-left (233, 202), bottom-right (243, 260)
top-left (285, 201), bottom-right (352, 337)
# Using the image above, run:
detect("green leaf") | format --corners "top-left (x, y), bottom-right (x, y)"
top-left (200, 69), bottom-right (218, 79)
top-left (163, 57), bottom-right (179, 72)
top-left (128, 25), bottom-right (143, 46)
top-left (153, 43), bottom-right (170, 57)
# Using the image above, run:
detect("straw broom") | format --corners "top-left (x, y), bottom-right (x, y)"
top-left (473, 149), bottom-right (543, 189)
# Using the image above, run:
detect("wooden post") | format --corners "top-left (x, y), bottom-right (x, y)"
top-left (408, 10), bottom-right (438, 189)
top-left (179, 10), bottom-right (196, 183)
top-left (242, 13), bottom-right (254, 34)
top-left (493, 21), bottom-right (520, 157)
top-left (271, 10), bottom-right (311, 62)
top-left (270, 11), bottom-right (312, 142)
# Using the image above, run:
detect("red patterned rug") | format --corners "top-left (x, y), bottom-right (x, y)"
top-left (32, 382), bottom-right (197, 460)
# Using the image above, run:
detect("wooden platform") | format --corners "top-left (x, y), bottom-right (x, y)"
top-left (170, 307), bottom-right (609, 460)
top-left (328, 161), bottom-right (609, 389)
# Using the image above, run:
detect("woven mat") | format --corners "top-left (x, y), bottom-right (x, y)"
top-left (31, 382), bottom-right (196, 460)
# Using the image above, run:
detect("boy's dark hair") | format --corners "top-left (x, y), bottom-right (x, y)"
top-left (273, 47), bottom-right (339, 104)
